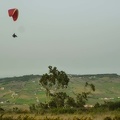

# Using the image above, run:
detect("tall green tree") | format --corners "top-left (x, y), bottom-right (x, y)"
top-left (49, 92), bottom-right (68, 108)
top-left (39, 66), bottom-right (70, 97)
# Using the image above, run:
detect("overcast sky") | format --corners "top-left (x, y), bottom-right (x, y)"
top-left (0, 0), bottom-right (120, 77)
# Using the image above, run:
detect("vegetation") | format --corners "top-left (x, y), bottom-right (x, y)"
top-left (29, 66), bottom-right (96, 113)
top-left (0, 113), bottom-right (120, 120)
top-left (0, 66), bottom-right (120, 119)
top-left (39, 66), bottom-right (69, 97)
top-left (0, 74), bottom-right (41, 83)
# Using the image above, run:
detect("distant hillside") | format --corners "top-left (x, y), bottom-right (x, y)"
top-left (69, 73), bottom-right (119, 78)
top-left (0, 74), bottom-right (41, 83)
top-left (0, 73), bottom-right (119, 82)
top-left (0, 73), bottom-right (120, 110)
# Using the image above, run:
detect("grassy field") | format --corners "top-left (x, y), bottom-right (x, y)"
top-left (1, 111), bottom-right (120, 120)
top-left (0, 74), bottom-right (120, 110)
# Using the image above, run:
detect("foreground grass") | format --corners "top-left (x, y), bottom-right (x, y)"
top-left (1, 112), bottom-right (120, 120)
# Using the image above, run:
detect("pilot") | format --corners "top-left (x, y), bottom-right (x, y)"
top-left (12, 33), bottom-right (17, 38)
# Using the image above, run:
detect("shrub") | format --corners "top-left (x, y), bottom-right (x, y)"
top-left (113, 116), bottom-right (120, 120)
top-left (104, 117), bottom-right (112, 120)
top-left (108, 101), bottom-right (120, 110)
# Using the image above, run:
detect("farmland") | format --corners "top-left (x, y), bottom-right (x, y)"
top-left (0, 74), bottom-right (120, 111)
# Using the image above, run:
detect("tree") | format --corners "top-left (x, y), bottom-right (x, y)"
top-left (76, 93), bottom-right (87, 107)
top-left (65, 96), bottom-right (76, 108)
top-left (39, 66), bottom-right (70, 98)
top-left (75, 82), bottom-right (95, 107)
top-left (49, 92), bottom-right (68, 108)
top-left (85, 82), bottom-right (95, 92)
top-left (39, 66), bottom-right (96, 110)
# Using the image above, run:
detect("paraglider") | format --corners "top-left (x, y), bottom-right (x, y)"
top-left (8, 8), bottom-right (19, 37)
top-left (12, 33), bottom-right (17, 38)
top-left (8, 8), bottom-right (19, 21)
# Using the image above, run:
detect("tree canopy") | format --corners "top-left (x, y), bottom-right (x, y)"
top-left (39, 66), bottom-right (70, 97)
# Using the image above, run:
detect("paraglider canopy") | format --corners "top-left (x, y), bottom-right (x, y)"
top-left (8, 8), bottom-right (19, 21)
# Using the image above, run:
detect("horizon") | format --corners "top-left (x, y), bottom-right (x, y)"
top-left (0, 72), bottom-right (119, 79)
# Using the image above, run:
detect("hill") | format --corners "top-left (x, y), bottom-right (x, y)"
top-left (0, 74), bottom-right (120, 110)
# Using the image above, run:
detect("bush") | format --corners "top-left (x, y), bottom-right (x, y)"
top-left (113, 116), bottom-right (120, 120)
top-left (108, 101), bottom-right (120, 110)
top-left (104, 117), bottom-right (112, 120)
top-left (0, 115), bottom-right (35, 120)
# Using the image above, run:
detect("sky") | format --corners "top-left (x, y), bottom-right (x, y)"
top-left (0, 0), bottom-right (120, 77)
